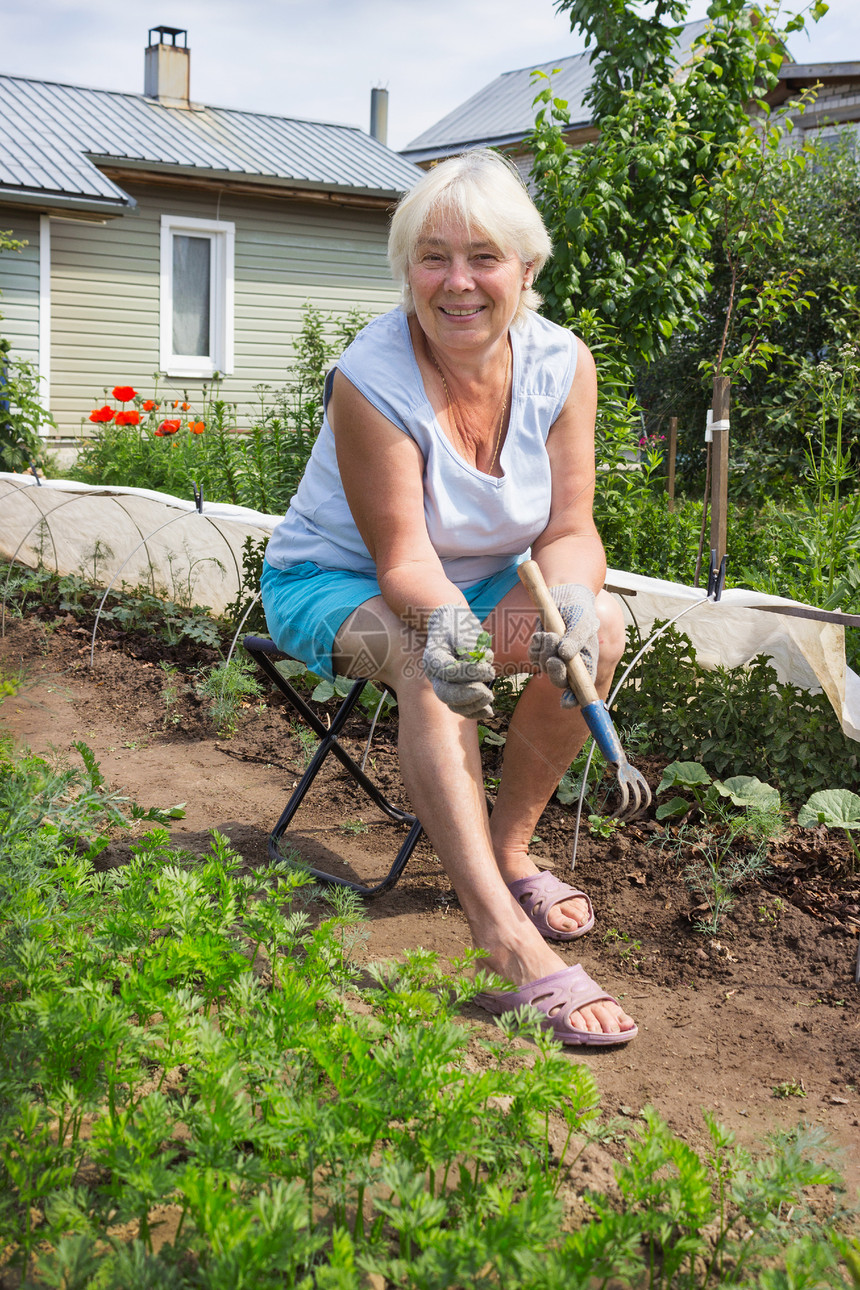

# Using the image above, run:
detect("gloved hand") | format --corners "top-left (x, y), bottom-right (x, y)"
top-left (423, 604), bottom-right (495, 720)
top-left (528, 583), bottom-right (599, 709)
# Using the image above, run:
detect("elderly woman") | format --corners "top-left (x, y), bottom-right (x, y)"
top-left (262, 150), bottom-right (637, 1046)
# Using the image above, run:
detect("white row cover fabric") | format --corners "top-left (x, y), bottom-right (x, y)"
top-left (2, 473), bottom-right (858, 741)
top-left (0, 474), bottom-right (281, 617)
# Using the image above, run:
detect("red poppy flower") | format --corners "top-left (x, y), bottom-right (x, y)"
top-left (181, 402), bottom-right (190, 411)
top-left (157, 418), bottom-right (181, 436)
top-left (188, 420), bottom-right (205, 435)
top-left (142, 399), bottom-right (159, 412)
top-left (173, 400), bottom-right (179, 408)
top-left (112, 385), bottom-right (137, 403)
top-left (88, 405), bottom-right (115, 423)
top-left (115, 410), bottom-right (141, 427)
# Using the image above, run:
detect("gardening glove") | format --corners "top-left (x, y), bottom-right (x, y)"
top-left (528, 583), bottom-right (599, 710)
top-left (423, 604), bottom-right (495, 721)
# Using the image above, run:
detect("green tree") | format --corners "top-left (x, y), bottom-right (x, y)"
top-left (640, 133), bottom-right (860, 491)
top-left (528, 0), bottom-right (827, 369)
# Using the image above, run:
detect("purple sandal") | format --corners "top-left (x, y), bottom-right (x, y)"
top-left (507, 871), bottom-right (595, 941)
top-left (476, 963), bottom-right (637, 1047)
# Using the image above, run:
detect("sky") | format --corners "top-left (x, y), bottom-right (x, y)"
top-left (1, 0), bottom-right (859, 151)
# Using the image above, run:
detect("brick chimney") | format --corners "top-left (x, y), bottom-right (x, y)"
top-left (144, 26), bottom-right (190, 107)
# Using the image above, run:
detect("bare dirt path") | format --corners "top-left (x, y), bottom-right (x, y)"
top-left (2, 613), bottom-right (859, 1199)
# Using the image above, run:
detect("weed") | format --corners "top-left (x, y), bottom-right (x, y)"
top-left (602, 927), bottom-right (643, 965)
top-left (773, 1079), bottom-right (807, 1099)
top-left (289, 720), bottom-right (318, 768)
top-left (756, 896), bottom-right (786, 924)
top-left (195, 657), bottom-right (263, 736)
top-left (587, 813), bottom-right (626, 838)
top-left (339, 818), bottom-right (369, 835)
top-left (158, 661), bottom-right (187, 727)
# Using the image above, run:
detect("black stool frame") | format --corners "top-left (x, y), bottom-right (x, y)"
top-left (243, 635), bottom-right (423, 896)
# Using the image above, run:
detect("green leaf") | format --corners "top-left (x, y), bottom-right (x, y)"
top-left (711, 776), bottom-right (781, 810)
top-left (656, 761), bottom-right (712, 794)
top-left (798, 789), bottom-right (860, 830)
top-left (656, 796), bottom-right (691, 820)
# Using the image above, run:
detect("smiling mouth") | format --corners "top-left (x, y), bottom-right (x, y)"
top-left (439, 306), bottom-right (485, 317)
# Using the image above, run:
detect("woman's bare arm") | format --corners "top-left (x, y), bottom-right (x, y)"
top-left (530, 336), bottom-right (607, 594)
top-left (329, 369), bottom-right (467, 625)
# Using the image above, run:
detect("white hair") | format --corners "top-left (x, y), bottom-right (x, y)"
top-left (388, 149), bottom-right (552, 324)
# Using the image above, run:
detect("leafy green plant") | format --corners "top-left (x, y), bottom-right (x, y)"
top-left (0, 346), bottom-right (56, 474)
top-left (798, 788), bottom-right (860, 873)
top-left (655, 760), bottom-right (781, 823)
top-left (616, 623), bottom-right (860, 803)
top-left (655, 760), bottom-right (783, 933)
top-left (311, 671), bottom-right (397, 721)
top-left (339, 818), bottom-right (369, 836)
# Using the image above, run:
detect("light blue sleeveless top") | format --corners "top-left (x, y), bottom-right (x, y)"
top-left (264, 308), bottom-right (578, 588)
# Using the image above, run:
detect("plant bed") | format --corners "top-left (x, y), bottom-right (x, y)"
top-left (2, 593), bottom-right (860, 1215)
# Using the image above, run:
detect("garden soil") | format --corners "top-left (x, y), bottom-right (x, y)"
top-left (2, 612), bottom-right (859, 1201)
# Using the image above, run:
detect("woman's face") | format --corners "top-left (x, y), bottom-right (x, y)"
top-left (408, 218), bottom-right (530, 358)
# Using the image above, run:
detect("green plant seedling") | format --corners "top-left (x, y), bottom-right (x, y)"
top-left (772, 1079), bottom-right (807, 1098)
top-left (466, 629), bottom-right (493, 663)
top-left (340, 819), bottom-right (369, 836)
top-left (798, 788), bottom-right (860, 871)
top-left (587, 813), bottom-right (625, 839)
top-left (477, 724), bottom-right (506, 749)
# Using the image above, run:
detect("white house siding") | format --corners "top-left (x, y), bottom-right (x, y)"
top-left (49, 183), bottom-right (400, 438)
top-left (0, 208), bottom-right (41, 365)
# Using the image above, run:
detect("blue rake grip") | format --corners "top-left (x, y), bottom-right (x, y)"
top-left (580, 699), bottom-right (627, 768)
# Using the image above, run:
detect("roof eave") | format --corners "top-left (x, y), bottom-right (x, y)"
top-left (0, 186), bottom-right (133, 217)
top-left (91, 156), bottom-right (409, 206)
top-left (400, 120), bottom-right (596, 163)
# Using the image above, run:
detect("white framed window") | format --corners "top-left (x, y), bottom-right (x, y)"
top-left (159, 215), bottom-right (234, 377)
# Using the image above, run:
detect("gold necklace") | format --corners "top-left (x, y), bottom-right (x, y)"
top-left (426, 341), bottom-right (511, 476)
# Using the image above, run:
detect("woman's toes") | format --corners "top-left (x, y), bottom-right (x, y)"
top-left (570, 1002), bottom-right (635, 1035)
top-left (546, 896), bottom-right (590, 933)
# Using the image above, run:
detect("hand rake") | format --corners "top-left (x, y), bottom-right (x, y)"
top-left (518, 560), bottom-right (652, 822)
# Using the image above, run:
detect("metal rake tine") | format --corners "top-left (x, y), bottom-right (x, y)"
top-left (614, 763), bottom-right (651, 822)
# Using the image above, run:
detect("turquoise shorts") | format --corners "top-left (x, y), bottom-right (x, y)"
top-left (260, 558), bottom-right (522, 681)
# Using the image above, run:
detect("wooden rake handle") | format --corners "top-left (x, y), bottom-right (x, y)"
top-left (517, 560), bottom-right (599, 707)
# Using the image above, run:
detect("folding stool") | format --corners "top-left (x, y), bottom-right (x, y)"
top-left (243, 635), bottom-right (424, 896)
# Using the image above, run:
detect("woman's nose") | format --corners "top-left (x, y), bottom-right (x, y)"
top-left (445, 257), bottom-right (474, 292)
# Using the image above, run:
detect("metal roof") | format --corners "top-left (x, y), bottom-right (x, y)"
top-left (402, 19), bottom-right (711, 162)
top-left (0, 74), bottom-right (421, 212)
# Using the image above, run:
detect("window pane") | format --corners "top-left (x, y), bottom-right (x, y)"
top-left (172, 235), bottom-right (211, 356)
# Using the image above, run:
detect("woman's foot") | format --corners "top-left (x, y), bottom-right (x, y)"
top-left (499, 857), bottom-right (593, 937)
top-left (477, 914), bottom-right (636, 1039)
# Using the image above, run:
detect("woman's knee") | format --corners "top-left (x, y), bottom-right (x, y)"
top-left (333, 597), bottom-right (424, 688)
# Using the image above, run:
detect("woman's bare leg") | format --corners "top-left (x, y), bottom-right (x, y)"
top-left (484, 586), bottom-right (626, 935)
top-left (333, 595), bottom-right (635, 1038)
